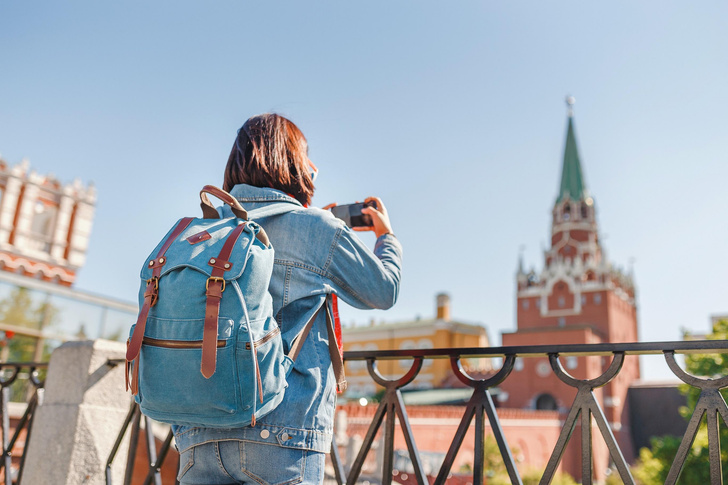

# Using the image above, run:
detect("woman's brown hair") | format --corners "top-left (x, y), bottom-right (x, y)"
top-left (223, 114), bottom-right (315, 206)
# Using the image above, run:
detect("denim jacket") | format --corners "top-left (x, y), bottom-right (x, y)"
top-left (174, 184), bottom-right (403, 454)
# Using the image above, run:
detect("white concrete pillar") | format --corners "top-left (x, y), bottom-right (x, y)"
top-left (23, 339), bottom-right (131, 485)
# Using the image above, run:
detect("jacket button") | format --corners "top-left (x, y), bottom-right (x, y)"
top-left (260, 430), bottom-right (270, 439)
top-left (281, 433), bottom-right (290, 441)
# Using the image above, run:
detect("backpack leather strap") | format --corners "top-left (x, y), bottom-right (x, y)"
top-left (200, 185), bottom-right (248, 220)
top-left (126, 217), bottom-right (194, 394)
top-left (287, 295), bottom-right (347, 392)
top-left (201, 222), bottom-right (247, 378)
top-left (325, 298), bottom-right (347, 392)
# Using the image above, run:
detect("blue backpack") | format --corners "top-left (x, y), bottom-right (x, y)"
top-left (125, 186), bottom-right (343, 427)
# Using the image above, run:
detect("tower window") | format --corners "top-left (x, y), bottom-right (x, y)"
top-left (594, 294), bottom-right (602, 304)
top-left (558, 317), bottom-right (566, 327)
top-left (581, 203), bottom-right (588, 219)
top-left (562, 203), bottom-right (571, 221)
top-left (522, 299), bottom-right (530, 310)
top-left (558, 296), bottom-right (565, 307)
top-left (581, 295), bottom-right (586, 305)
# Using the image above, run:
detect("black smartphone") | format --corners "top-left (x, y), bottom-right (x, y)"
top-left (330, 201), bottom-right (377, 228)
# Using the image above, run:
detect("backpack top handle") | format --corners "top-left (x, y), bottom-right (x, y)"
top-left (200, 185), bottom-right (248, 220)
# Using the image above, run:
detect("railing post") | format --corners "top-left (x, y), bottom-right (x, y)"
top-left (539, 352), bottom-right (634, 485)
top-left (344, 357), bottom-right (426, 485)
top-left (1, 386), bottom-right (11, 485)
top-left (663, 351), bottom-right (728, 485)
top-left (433, 355), bottom-right (521, 485)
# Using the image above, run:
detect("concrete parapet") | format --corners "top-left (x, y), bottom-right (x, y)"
top-left (23, 339), bottom-right (131, 485)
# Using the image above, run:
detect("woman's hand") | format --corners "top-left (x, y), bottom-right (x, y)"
top-left (356, 197), bottom-right (393, 238)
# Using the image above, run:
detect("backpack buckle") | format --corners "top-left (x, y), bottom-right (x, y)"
top-left (145, 277), bottom-right (160, 306)
top-left (206, 277), bottom-right (226, 293)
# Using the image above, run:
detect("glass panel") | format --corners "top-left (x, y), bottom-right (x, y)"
top-left (101, 307), bottom-right (137, 342)
top-left (0, 284), bottom-right (47, 331)
top-left (46, 295), bottom-right (105, 340)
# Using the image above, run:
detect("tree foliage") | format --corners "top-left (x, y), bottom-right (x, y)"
top-left (0, 287), bottom-right (58, 362)
top-left (632, 319), bottom-right (728, 484)
top-left (458, 434), bottom-right (576, 485)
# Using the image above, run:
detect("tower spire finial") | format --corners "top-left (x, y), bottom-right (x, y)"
top-left (566, 95), bottom-right (575, 117)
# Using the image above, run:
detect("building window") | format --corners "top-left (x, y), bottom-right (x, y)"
top-left (347, 344), bottom-right (366, 371)
top-left (594, 294), bottom-right (602, 304)
top-left (566, 356), bottom-right (578, 369)
top-left (418, 339), bottom-right (433, 368)
top-left (558, 317), bottom-right (566, 327)
top-left (581, 295), bottom-right (586, 305)
top-left (581, 203), bottom-right (588, 219)
top-left (536, 361), bottom-right (551, 377)
top-left (399, 340), bottom-right (416, 369)
top-left (522, 299), bottom-right (529, 310)
top-left (535, 393), bottom-right (558, 411)
top-left (558, 296), bottom-right (565, 307)
top-left (563, 203), bottom-right (571, 221)
top-left (514, 358), bottom-right (524, 371)
top-left (535, 299), bottom-right (541, 308)
top-left (31, 202), bottom-right (58, 251)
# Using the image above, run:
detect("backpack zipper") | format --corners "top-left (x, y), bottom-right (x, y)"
top-left (245, 327), bottom-right (281, 350)
top-left (142, 336), bottom-right (226, 349)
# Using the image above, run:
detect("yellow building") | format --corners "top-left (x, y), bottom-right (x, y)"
top-left (342, 293), bottom-right (492, 397)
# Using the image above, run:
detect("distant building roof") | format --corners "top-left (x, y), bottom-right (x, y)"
top-left (343, 318), bottom-right (489, 342)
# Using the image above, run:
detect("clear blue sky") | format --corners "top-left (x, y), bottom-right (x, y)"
top-left (1, 2), bottom-right (726, 380)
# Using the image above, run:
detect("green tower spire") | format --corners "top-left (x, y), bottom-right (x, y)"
top-left (556, 98), bottom-right (586, 203)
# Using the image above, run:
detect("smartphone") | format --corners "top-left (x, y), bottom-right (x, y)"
top-left (330, 201), bottom-right (377, 228)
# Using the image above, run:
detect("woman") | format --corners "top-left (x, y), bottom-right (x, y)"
top-left (174, 113), bottom-right (403, 485)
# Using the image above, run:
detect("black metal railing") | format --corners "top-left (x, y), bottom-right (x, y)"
top-left (105, 358), bottom-right (177, 485)
top-left (335, 340), bottom-right (728, 485)
top-left (0, 361), bottom-right (47, 485)
top-left (108, 340), bottom-right (728, 485)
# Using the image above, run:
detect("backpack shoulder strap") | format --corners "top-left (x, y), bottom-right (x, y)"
top-left (287, 296), bottom-right (347, 393)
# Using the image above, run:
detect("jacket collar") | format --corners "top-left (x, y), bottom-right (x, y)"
top-left (227, 184), bottom-right (303, 207)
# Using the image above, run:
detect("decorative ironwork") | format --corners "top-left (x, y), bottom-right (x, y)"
top-left (103, 339), bottom-right (728, 485)
top-left (344, 357), bottom-right (427, 485)
top-left (337, 340), bottom-right (728, 485)
top-left (0, 362), bottom-right (47, 485)
top-left (434, 354), bottom-right (520, 485)
top-left (539, 352), bottom-right (633, 485)
top-left (105, 400), bottom-right (176, 485)
top-left (663, 350), bottom-right (728, 485)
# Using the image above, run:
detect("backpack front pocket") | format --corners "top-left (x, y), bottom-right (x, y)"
top-left (237, 316), bottom-right (292, 411)
top-left (135, 317), bottom-right (239, 418)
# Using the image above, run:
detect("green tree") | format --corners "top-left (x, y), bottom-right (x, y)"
top-left (0, 287), bottom-right (58, 362)
top-left (458, 435), bottom-right (576, 485)
top-left (632, 319), bottom-right (728, 484)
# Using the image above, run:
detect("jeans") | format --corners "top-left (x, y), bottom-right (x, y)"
top-left (177, 440), bottom-right (326, 485)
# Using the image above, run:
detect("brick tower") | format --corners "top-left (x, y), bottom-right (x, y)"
top-left (500, 99), bottom-right (640, 477)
